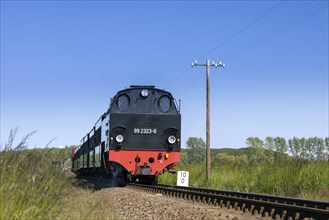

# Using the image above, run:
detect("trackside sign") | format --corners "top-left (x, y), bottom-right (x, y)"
top-left (177, 171), bottom-right (189, 187)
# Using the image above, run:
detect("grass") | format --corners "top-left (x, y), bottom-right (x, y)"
top-left (0, 130), bottom-right (120, 220)
top-left (2, 130), bottom-right (327, 219)
top-left (57, 184), bottom-right (119, 220)
top-left (159, 159), bottom-right (329, 201)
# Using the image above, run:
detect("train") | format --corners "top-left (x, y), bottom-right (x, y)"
top-left (72, 85), bottom-right (181, 185)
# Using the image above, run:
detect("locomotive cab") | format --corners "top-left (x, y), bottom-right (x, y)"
top-left (108, 86), bottom-right (181, 183)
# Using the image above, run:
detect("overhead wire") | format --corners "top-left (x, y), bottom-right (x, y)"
top-left (222, 1), bottom-right (327, 62)
top-left (197, 0), bottom-right (284, 61)
top-left (166, 1), bottom-right (327, 94)
top-left (164, 66), bottom-right (192, 90)
top-left (164, 1), bottom-right (283, 91)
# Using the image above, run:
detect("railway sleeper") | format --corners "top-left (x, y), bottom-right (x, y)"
top-left (128, 184), bottom-right (328, 220)
top-left (270, 208), bottom-right (275, 217)
top-left (250, 204), bottom-right (255, 213)
top-left (260, 207), bottom-right (264, 215)
top-left (213, 198), bottom-right (217, 206)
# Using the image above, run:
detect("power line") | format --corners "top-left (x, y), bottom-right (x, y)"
top-left (197, 0), bottom-right (284, 61)
top-left (164, 66), bottom-right (192, 90)
top-left (167, 1), bottom-right (326, 93)
top-left (164, 1), bottom-right (283, 90)
top-left (222, 1), bottom-right (326, 62)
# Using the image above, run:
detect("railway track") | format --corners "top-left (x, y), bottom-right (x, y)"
top-left (128, 183), bottom-right (329, 220)
top-left (72, 175), bottom-right (329, 219)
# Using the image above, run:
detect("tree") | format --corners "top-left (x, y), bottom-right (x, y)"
top-left (314, 137), bottom-right (325, 160)
top-left (306, 138), bottom-right (314, 160)
top-left (180, 151), bottom-right (188, 164)
top-left (246, 137), bottom-right (266, 163)
top-left (246, 137), bottom-right (264, 149)
top-left (288, 138), bottom-right (295, 158)
top-left (306, 137), bottom-right (325, 161)
top-left (265, 137), bottom-right (274, 151)
top-left (325, 137), bottom-right (329, 160)
top-left (289, 137), bottom-right (302, 159)
top-left (299, 138), bottom-right (307, 159)
top-left (265, 136), bottom-right (275, 160)
top-left (186, 137), bottom-right (206, 164)
top-left (274, 137), bottom-right (287, 160)
top-left (289, 137), bottom-right (326, 160)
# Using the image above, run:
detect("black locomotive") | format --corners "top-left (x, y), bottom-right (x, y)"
top-left (72, 85), bottom-right (181, 184)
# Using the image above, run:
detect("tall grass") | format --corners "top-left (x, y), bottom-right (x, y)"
top-left (159, 159), bottom-right (329, 201)
top-left (0, 131), bottom-right (66, 219)
top-left (0, 129), bottom-right (120, 219)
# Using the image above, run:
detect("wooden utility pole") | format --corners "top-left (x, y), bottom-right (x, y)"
top-left (192, 59), bottom-right (225, 181)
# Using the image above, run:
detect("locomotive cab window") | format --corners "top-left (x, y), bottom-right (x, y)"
top-left (159, 95), bottom-right (171, 113)
top-left (117, 95), bottom-right (130, 111)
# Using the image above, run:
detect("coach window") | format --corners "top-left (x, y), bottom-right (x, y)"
top-left (117, 95), bottom-right (130, 111)
top-left (159, 96), bottom-right (171, 113)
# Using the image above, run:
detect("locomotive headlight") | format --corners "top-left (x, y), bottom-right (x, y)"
top-left (116, 134), bottom-right (124, 143)
top-left (141, 89), bottom-right (149, 97)
top-left (167, 135), bottom-right (176, 144)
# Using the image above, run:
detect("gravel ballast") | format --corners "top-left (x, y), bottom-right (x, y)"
top-left (104, 187), bottom-right (261, 220)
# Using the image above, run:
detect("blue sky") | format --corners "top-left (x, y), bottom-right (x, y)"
top-left (1, 1), bottom-right (328, 149)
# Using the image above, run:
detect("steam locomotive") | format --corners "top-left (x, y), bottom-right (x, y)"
top-left (72, 85), bottom-right (181, 184)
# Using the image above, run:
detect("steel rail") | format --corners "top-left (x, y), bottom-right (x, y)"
top-left (156, 183), bottom-right (329, 210)
top-left (128, 183), bottom-right (329, 220)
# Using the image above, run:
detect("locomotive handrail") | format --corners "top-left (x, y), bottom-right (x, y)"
top-left (174, 99), bottom-right (181, 112)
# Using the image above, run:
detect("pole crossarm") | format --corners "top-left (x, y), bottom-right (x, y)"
top-left (191, 59), bottom-right (225, 182)
top-left (192, 60), bottom-right (225, 68)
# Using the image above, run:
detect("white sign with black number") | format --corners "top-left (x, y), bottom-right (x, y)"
top-left (177, 171), bottom-right (189, 187)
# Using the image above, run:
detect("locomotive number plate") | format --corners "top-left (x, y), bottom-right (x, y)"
top-left (133, 128), bottom-right (157, 134)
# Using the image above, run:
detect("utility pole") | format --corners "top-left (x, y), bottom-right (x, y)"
top-left (192, 59), bottom-right (225, 181)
